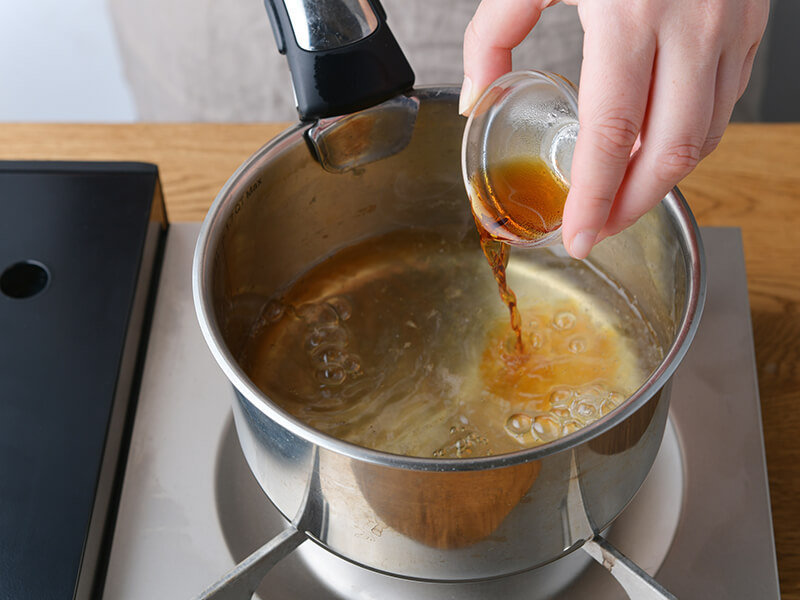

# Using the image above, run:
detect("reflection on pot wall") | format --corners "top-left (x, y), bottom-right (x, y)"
top-left (353, 459), bottom-right (541, 550)
top-left (577, 385), bottom-right (669, 538)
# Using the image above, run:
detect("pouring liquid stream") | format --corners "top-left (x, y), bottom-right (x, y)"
top-left (472, 155), bottom-right (570, 355)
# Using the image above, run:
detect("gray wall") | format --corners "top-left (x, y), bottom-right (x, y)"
top-left (0, 0), bottom-right (796, 122)
top-left (761, 0), bottom-right (800, 121)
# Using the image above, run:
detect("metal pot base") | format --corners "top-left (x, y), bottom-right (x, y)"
top-left (215, 416), bottom-right (683, 598)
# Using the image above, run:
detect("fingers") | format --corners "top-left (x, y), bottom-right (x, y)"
top-left (704, 31), bottom-right (762, 160)
top-left (594, 1), bottom-right (769, 245)
top-left (560, 8), bottom-right (656, 258)
top-left (738, 42), bottom-right (760, 99)
top-left (461, 0), bottom-right (769, 255)
top-left (598, 40), bottom-right (719, 240)
top-left (460, 0), bottom-right (549, 114)
top-left (701, 52), bottom-right (742, 161)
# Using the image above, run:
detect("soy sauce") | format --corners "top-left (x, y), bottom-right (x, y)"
top-left (476, 230), bottom-right (524, 352)
top-left (471, 157), bottom-right (569, 353)
top-left (471, 156), bottom-right (568, 242)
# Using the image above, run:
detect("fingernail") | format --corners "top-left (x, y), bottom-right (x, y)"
top-left (569, 231), bottom-right (597, 260)
top-left (458, 77), bottom-right (475, 116)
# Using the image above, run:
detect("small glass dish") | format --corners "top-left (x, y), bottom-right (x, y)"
top-left (462, 70), bottom-right (579, 247)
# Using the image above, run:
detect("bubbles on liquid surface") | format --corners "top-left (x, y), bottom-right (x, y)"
top-left (310, 345), bottom-right (347, 368)
top-left (499, 381), bottom-right (628, 447)
top-left (553, 311), bottom-right (576, 330)
top-left (265, 299), bottom-right (285, 322)
top-left (550, 387), bottom-right (573, 407)
top-left (528, 332), bottom-right (543, 349)
top-left (434, 429), bottom-right (488, 458)
top-left (601, 392), bottom-right (623, 415)
top-left (504, 413), bottom-right (533, 440)
top-left (532, 415), bottom-right (561, 443)
top-left (292, 299), bottom-right (364, 389)
top-left (304, 324), bottom-right (347, 352)
top-left (553, 407), bottom-right (571, 420)
top-left (572, 397), bottom-right (600, 422)
top-left (568, 337), bottom-right (587, 354)
top-left (481, 297), bottom-right (649, 449)
top-left (297, 302), bottom-right (337, 325)
top-left (316, 366), bottom-right (346, 386)
top-left (572, 398), bottom-right (599, 423)
top-left (342, 355), bottom-right (362, 374)
top-left (325, 296), bottom-right (352, 321)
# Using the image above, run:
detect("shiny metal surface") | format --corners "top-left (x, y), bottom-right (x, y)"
top-left (283, 0), bottom-right (379, 51)
top-left (192, 87), bottom-right (705, 581)
top-left (307, 95), bottom-right (419, 172)
top-left (102, 224), bottom-right (778, 599)
top-left (583, 537), bottom-right (676, 600)
top-left (215, 416), bottom-right (684, 600)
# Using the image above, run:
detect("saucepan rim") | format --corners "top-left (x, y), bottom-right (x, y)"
top-left (192, 86), bottom-right (706, 473)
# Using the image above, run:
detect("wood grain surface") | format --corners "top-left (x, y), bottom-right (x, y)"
top-left (1, 122), bottom-right (798, 597)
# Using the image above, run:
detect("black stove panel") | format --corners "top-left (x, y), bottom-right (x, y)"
top-left (0, 162), bottom-right (167, 599)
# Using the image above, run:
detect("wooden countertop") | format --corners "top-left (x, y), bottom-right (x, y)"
top-left (1, 122), bottom-right (798, 597)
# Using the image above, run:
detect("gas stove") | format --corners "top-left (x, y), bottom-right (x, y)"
top-left (0, 162), bottom-right (780, 599)
top-left (103, 224), bottom-right (779, 599)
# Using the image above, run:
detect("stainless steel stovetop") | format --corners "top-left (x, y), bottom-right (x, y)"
top-left (102, 224), bottom-right (780, 599)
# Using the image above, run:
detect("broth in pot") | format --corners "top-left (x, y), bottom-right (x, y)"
top-left (240, 226), bottom-right (662, 458)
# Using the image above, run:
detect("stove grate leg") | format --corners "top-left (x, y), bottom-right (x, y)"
top-left (194, 527), bottom-right (307, 600)
top-left (583, 535), bottom-right (677, 600)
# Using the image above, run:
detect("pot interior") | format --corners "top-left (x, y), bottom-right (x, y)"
top-left (203, 88), bottom-right (695, 458)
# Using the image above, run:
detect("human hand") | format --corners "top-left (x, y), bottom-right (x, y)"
top-left (460, 0), bottom-right (769, 258)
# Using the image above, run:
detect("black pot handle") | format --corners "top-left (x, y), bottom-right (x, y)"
top-left (264, 0), bottom-right (416, 121)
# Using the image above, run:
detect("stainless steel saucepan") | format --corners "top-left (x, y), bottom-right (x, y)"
top-left (192, 1), bottom-right (705, 598)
